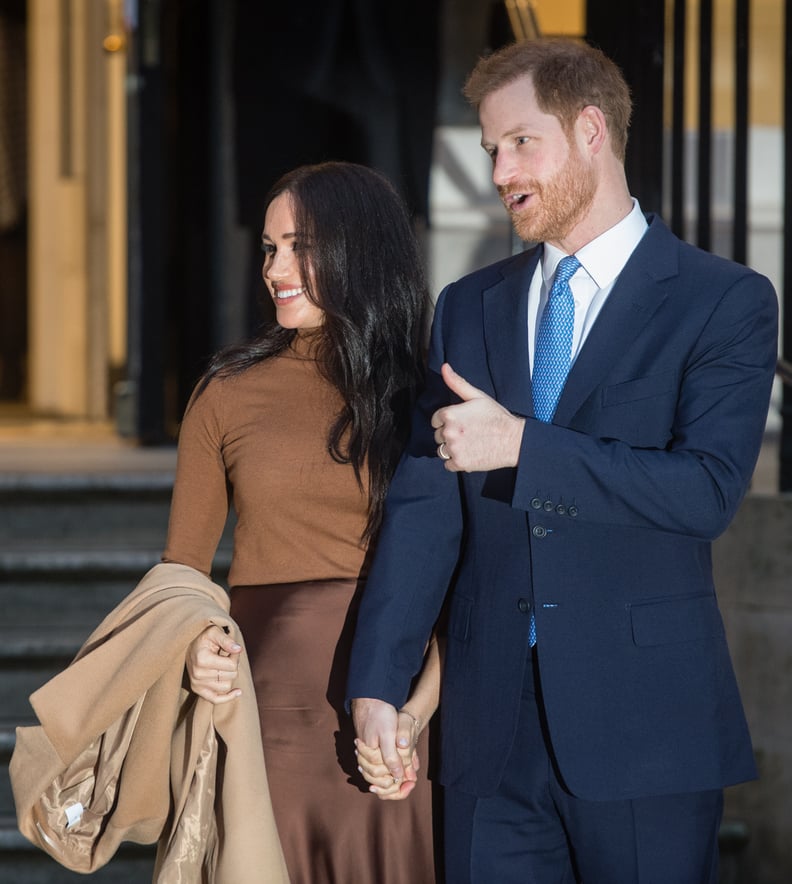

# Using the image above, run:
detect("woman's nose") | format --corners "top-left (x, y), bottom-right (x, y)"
top-left (264, 248), bottom-right (292, 280)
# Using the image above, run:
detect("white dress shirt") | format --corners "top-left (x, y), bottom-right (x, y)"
top-left (527, 199), bottom-right (649, 372)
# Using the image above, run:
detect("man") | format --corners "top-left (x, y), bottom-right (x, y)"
top-left (347, 39), bottom-right (778, 883)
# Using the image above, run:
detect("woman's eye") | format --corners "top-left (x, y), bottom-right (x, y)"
top-left (260, 242), bottom-right (275, 256)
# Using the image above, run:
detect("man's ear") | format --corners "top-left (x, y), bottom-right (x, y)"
top-left (577, 105), bottom-right (607, 156)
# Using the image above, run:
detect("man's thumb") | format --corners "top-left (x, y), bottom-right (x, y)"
top-left (441, 362), bottom-right (488, 402)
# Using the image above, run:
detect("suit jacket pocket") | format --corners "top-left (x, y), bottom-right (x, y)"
top-left (629, 592), bottom-right (724, 646)
top-left (447, 594), bottom-right (473, 642)
top-left (592, 371), bottom-right (677, 448)
top-left (602, 370), bottom-right (677, 407)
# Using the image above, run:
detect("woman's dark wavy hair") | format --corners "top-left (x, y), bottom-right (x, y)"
top-left (196, 161), bottom-right (429, 542)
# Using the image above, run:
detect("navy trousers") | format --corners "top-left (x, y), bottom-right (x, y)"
top-left (443, 648), bottom-right (723, 884)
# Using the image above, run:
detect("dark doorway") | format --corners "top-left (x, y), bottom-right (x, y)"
top-left (0, 0), bottom-right (28, 405)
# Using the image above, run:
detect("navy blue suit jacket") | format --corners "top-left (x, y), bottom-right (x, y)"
top-left (347, 214), bottom-right (778, 801)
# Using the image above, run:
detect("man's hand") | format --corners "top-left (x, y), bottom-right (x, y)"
top-left (432, 363), bottom-right (525, 472)
top-left (355, 711), bottom-right (421, 800)
top-left (351, 697), bottom-right (408, 787)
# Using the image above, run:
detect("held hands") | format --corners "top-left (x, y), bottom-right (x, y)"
top-left (352, 698), bottom-right (417, 801)
top-left (432, 363), bottom-right (525, 472)
top-left (352, 635), bottom-right (440, 800)
top-left (186, 624), bottom-right (242, 704)
top-left (355, 711), bottom-right (421, 801)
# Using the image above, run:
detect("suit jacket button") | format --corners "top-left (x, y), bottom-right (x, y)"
top-left (532, 525), bottom-right (547, 538)
top-left (518, 598), bottom-right (530, 613)
top-left (530, 497), bottom-right (542, 509)
top-left (543, 499), bottom-right (554, 512)
top-left (555, 504), bottom-right (566, 515)
top-left (568, 505), bottom-right (579, 517)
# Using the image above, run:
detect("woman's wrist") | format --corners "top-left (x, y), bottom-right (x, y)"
top-left (398, 707), bottom-right (421, 733)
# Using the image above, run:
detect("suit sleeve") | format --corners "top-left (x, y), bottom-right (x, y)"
top-left (347, 288), bottom-right (463, 707)
top-left (512, 271), bottom-right (778, 539)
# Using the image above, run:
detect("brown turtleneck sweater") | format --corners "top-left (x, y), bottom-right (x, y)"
top-left (163, 333), bottom-right (369, 587)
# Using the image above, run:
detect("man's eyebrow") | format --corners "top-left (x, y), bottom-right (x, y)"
top-left (500, 124), bottom-right (532, 140)
top-left (481, 126), bottom-right (522, 149)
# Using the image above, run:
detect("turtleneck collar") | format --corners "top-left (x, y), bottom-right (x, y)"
top-left (287, 327), bottom-right (324, 360)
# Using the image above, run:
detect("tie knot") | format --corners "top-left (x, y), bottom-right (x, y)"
top-left (553, 255), bottom-right (580, 289)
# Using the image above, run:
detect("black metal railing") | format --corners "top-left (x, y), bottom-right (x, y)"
top-left (782, 4), bottom-right (792, 492)
top-left (503, 2), bottom-right (788, 488)
top-left (670, 0), bottom-right (789, 490)
top-left (588, 0), bottom-right (789, 492)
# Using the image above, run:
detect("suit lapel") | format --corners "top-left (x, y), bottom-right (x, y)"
top-left (554, 215), bottom-right (680, 425)
top-left (482, 248), bottom-right (541, 416)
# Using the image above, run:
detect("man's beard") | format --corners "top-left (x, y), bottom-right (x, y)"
top-left (501, 150), bottom-right (597, 244)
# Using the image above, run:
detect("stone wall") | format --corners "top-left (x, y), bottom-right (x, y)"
top-left (715, 493), bottom-right (792, 884)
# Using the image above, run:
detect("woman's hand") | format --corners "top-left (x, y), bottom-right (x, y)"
top-left (355, 710), bottom-right (421, 800)
top-left (186, 624), bottom-right (243, 704)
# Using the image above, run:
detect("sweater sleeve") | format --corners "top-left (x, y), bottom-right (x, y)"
top-left (162, 380), bottom-right (231, 577)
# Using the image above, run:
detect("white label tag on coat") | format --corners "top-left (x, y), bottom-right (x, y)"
top-left (65, 802), bottom-right (84, 829)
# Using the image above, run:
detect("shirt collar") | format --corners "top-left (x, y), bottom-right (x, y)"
top-left (541, 199), bottom-right (648, 288)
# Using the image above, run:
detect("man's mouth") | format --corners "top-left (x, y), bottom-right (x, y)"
top-left (503, 191), bottom-right (530, 211)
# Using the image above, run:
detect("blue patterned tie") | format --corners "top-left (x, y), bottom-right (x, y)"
top-left (532, 255), bottom-right (580, 423)
top-left (529, 255), bottom-right (579, 647)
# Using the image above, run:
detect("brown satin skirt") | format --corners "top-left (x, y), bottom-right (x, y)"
top-left (231, 579), bottom-right (437, 884)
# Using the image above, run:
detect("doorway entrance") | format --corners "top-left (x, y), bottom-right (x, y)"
top-left (0, 0), bottom-right (127, 426)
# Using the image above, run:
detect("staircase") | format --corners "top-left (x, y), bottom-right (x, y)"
top-left (0, 466), bottom-right (232, 883)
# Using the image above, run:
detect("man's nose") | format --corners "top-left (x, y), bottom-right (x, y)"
top-left (492, 152), bottom-right (517, 188)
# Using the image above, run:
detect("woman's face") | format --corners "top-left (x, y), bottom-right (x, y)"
top-left (261, 193), bottom-right (324, 330)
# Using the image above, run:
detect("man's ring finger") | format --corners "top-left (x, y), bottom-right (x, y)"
top-left (438, 442), bottom-right (451, 461)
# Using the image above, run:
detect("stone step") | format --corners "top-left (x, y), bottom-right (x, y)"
top-left (0, 545), bottom-right (233, 572)
top-left (1, 549), bottom-right (166, 629)
top-left (0, 626), bottom-right (86, 662)
top-left (0, 637), bottom-right (85, 725)
top-left (0, 471), bottom-right (231, 881)
top-left (0, 472), bottom-right (175, 549)
top-left (0, 547), bottom-right (232, 628)
top-left (0, 725), bottom-right (17, 820)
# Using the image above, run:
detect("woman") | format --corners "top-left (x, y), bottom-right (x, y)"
top-left (162, 162), bottom-right (437, 883)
